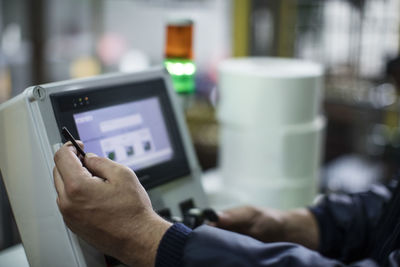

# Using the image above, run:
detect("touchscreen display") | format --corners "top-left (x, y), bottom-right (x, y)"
top-left (73, 97), bottom-right (173, 171)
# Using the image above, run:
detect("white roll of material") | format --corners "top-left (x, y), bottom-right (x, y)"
top-left (218, 57), bottom-right (323, 127)
top-left (206, 174), bottom-right (318, 211)
top-left (236, 178), bottom-right (318, 210)
top-left (216, 57), bottom-right (325, 209)
top-left (219, 116), bottom-right (325, 184)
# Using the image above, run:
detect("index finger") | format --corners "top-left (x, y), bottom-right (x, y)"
top-left (54, 143), bottom-right (91, 184)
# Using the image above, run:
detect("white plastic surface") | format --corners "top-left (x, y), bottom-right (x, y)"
top-left (218, 57), bottom-right (323, 78)
top-left (0, 244), bottom-right (29, 267)
top-left (217, 57), bottom-right (324, 209)
top-left (219, 116), bottom-right (325, 184)
top-left (202, 169), bottom-right (318, 211)
top-left (218, 57), bottom-right (324, 126)
top-left (0, 69), bottom-right (208, 267)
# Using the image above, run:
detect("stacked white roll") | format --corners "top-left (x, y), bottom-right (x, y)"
top-left (216, 57), bottom-right (324, 210)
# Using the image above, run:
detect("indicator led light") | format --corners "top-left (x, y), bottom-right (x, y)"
top-left (164, 19), bottom-right (196, 94)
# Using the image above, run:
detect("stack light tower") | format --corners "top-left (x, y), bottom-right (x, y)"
top-left (164, 19), bottom-right (196, 94)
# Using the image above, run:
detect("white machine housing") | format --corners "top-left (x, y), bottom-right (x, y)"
top-left (0, 68), bottom-right (208, 266)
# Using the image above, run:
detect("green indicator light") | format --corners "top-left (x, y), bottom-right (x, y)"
top-left (79, 98), bottom-right (82, 102)
top-left (165, 61), bottom-right (196, 76)
top-left (164, 59), bottom-right (196, 94)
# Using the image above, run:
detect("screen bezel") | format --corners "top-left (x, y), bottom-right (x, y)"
top-left (50, 78), bottom-right (191, 189)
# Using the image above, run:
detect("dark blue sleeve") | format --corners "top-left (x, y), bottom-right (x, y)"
top-left (155, 183), bottom-right (395, 267)
top-left (156, 223), bottom-right (192, 267)
top-left (182, 225), bottom-right (379, 267)
top-left (309, 183), bottom-right (393, 263)
top-left (156, 223), bottom-right (381, 267)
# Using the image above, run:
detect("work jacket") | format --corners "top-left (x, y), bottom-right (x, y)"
top-left (156, 176), bottom-right (400, 266)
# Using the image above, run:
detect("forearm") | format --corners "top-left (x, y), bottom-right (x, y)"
top-left (120, 214), bottom-right (172, 267)
top-left (279, 208), bottom-right (319, 250)
top-left (217, 206), bottom-right (319, 249)
top-left (248, 207), bottom-right (319, 250)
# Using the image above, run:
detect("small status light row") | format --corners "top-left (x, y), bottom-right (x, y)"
top-left (73, 96), bottom-right (90, 107)
top-left (164, 61), bottom-right (196, 76)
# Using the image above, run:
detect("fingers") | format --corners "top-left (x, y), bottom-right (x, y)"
top-left (63, 141), bottom-right (85, 157)
top-left (54, 143), bottom-right (91, 185)
top-left (76, 140), bottom-right (84, 149)
top-left (53, 166), bottom-right (66, 200)
top-left (83, 153), bottom-right (130, 182)
top-left (214, 211), bottom-right (233, 228)
top-left (215, 206), bottom-right (258, 229)
top-left (66, 140), bottom-right (84, 150)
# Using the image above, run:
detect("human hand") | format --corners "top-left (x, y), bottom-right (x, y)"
top-left (215, 205), bottom-right (286, 243)
top-left (53, 142), bottom-right (171, 267)
top-left (215, 205), bottom-right (319, 249)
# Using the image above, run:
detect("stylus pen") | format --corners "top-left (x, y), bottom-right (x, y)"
top-left (61, 126), bottom-right (86, 157)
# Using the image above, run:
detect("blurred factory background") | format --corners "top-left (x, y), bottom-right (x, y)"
top-left (1, 0), bottom-right (400, 252)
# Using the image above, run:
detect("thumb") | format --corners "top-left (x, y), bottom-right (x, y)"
top-left (84, 153), bottom-right (122, 182)
top-left (214, 211), bottom-right (231, 228)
